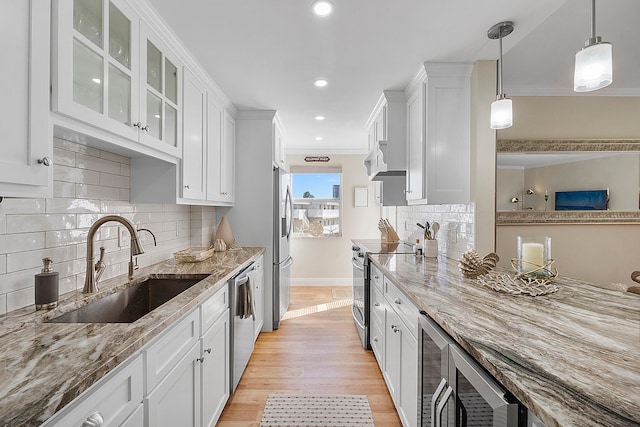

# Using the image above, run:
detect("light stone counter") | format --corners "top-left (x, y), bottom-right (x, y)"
top-left (368, 253), bottom-right (640, 427)
top-left (0, 247), bottom-right (264, 427)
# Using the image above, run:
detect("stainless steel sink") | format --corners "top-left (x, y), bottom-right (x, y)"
top-left (46, 277), bottom-right (204, 323)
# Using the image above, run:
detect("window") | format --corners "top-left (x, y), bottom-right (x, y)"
top-left (290, 165), bottom-right (342, 237)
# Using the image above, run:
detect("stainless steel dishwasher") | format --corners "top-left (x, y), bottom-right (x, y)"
top-left (229, 262), bottom-right (256, 393)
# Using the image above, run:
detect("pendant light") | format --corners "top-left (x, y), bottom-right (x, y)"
top-left (574, 0), bottom-right (612, 92)
top-left (488, 21), bottom-right (514, 130)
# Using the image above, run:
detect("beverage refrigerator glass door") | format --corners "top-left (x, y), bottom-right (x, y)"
top-left (418, 312), bottom-right (522, 426)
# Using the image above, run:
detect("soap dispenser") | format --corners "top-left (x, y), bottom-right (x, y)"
top-left (35, 257), bottom-right (59, 310)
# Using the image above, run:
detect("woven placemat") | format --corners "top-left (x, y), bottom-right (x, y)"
top-left (260, 394), bottom-right (375, 427)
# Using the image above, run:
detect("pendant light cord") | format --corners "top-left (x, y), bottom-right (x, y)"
top-left (498, 26), bottom-right (504, 96)
top-left (591, 0), bottom-right (596, 40)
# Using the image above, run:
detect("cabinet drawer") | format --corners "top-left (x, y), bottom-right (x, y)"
top-left (370, 285), bottom-right (385, 331)
top-left (370, 263), bottom-right (383, 291)
top-left (44, 355), bottom-right (143, 427)
top-left (384, 277), bottom-right (419, 339)
top-left (145, 309), bottom-right (200, 392)
top-left (201, 284), bottom-right (228, 334)
top-left (370, 318), bottom-right (384, 369)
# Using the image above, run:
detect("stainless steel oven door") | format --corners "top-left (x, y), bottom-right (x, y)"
top-left (351, 251), bottom-right (367, 348)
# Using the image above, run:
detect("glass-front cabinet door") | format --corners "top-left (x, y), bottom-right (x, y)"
top-left (54, 0), bottom-right (139, 141)
top-left (139, 24), bottom-right (182, 157)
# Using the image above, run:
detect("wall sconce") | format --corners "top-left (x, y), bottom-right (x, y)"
top-left (574, 0), bottom-right (612, 92)
top-left (488, 21), bottom-right (514, 130)
top-left (511, 189), bottom-right (534, 210)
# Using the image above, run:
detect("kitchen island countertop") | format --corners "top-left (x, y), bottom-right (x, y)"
top-left (368, 252), bottom-right (640, 427)
top-left (0, 247), bottom-right (264, 426)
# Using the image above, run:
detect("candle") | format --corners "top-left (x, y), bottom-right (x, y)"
top-left (521, 242), bottom-right (544, 272)
top-left (545, 189), bottom-right (548, 196)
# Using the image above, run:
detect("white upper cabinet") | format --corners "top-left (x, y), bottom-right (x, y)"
top-left (364, 91), bottom-right (406, 180)
top-left (0, 0), bottom-right (52, 197)
top-left (405, 63), bottom-right (473, 205)
top-left (52, 0), bottom-right (182, 158)
top-left (206, 97), bottom-right (235, 205)
top-left (182, 68), bottom-right (207, 200)
top-left (139, 23), bottom-right (182, 157)
top-left (273, 118), bottom-right (286, 168)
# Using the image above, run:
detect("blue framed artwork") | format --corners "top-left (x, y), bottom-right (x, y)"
top-left (555, 190), bottom-right (608, 211)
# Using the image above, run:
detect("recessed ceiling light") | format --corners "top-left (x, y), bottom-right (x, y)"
top-left (314, 79), bottom-right (328, 88)
top-left (312, 0), bottom-right (334, 17)
top-left (316, 137), bottom-right (323, 141)
top-left (315, 116), bottom-right (325, 121)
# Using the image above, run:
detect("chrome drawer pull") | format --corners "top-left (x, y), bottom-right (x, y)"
top-left (82, 412), bottom-right (104, 427)
top-left (394, 298), bottom-right (402, 304)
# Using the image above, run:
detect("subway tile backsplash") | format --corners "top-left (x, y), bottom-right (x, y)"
top-left (0, 138), bottom-right (216, 315)
top-left (396, 203), bottom-right (475, 260)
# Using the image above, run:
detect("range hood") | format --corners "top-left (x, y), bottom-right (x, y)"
top-left (364, 141), bottom-right (406, 181)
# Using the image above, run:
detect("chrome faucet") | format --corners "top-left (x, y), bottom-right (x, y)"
top-left (83, 215), bottom-right (145, 294)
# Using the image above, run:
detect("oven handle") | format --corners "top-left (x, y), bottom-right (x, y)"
top-left (351, 304), bottom-right (365, 330)
top-left (352, 258), bottom-right (365, 271)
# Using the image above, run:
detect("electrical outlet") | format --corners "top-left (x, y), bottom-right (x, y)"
top-left (118, 226), bottom-right (130, 248)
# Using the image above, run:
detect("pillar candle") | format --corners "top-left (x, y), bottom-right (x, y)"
top-left (521, 242), bottom-right (544, 272)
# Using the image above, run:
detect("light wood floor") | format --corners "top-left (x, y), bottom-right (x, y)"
top-left (217, 286), bottom-right (402, 426)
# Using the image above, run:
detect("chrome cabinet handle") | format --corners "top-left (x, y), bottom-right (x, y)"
top-left (134, 122), bottom-right (150, 132)
top-left (374, 302), bottom-right (380, 307)
top-left (394, 298), bottom-right (402, 305)
top-left (373, 275), bottom-right (379, 279)
top-left (390, 324), bottom-right (399, 333)
top-left (82, 412), bottom-right (104, 427)
top-left (204, 347), bottom-right (212, 354)
top-left (197, 356), bottom-right (205, 363)
top-left (435, 385), bottom-right (454, 427)
top-left (372, 336), bottom-right (378, 342)
top-left (431, 378), bottom-right (448, 427)
top-left (184, 184), bottom-right (190, 189)
top-left (37, 156), bottom-right (52, 167)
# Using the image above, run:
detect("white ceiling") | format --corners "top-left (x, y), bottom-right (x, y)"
top-left (146, 0), bottom-right (640, 154)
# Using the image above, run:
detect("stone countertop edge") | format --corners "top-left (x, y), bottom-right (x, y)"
top-left (0, 247), bottom-right (265, 427)
top-left (368, 252), bottom-right (640, 427)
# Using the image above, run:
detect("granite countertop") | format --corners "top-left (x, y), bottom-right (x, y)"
top-left (368, 251), bottom-right (640, 427)
top-left (0, 247), bottom-right (265, 427)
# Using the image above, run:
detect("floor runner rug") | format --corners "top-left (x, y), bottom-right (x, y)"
top-left (260, 394), bottom-right (375, 427)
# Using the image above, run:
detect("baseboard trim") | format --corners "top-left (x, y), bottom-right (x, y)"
top-left (291, 278), bottom-right (351, 287)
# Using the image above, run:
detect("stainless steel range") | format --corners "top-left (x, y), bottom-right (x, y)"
top-left (351, 240), bottom-right (414, 348)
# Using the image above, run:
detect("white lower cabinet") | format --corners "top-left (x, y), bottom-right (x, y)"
top-left (146, 342), bottom-right (202, 427)
top-left (253, 255), bottom-right (265, 339)
top-left (374, 271), bottom-right (419, 427)
top-left (42, 355), bottom-right (143, 427)
top-left (44, 283), bottom-right (233, 427)
top-left (201, 309), bottom-right (230, 427)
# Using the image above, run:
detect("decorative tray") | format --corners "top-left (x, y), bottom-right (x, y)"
top-left (173, 247), bottom-right (215, 263)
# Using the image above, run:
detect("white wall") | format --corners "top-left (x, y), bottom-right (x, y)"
top-left (0, 139), bottom-right (215, 315)
top-left (288, 154), bottom-right (381, 285)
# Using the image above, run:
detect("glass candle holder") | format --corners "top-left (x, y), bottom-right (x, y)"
top-left (516, 236), bottom-right (552, 277)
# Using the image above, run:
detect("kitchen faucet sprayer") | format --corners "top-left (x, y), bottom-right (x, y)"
top-left (83, 215), bottom-right (145, 294)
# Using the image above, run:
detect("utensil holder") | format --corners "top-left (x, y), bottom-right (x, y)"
top-left (424, 239), bottom-right (438, 258)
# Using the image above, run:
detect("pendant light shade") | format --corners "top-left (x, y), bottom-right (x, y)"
top-left (574, 41), bottom-right (612, 92)
top-left (490, 96), bottom-right (513, 129)
top-left (574, 0), bottom-right (612, 92)
top-left (488, 21), bottom-right (514, 130)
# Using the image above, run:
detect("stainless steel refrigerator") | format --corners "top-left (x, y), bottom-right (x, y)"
top-left (273, 167), bottom-right (293, 329)
top-left (223, 111), bottom-right (293, 332)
